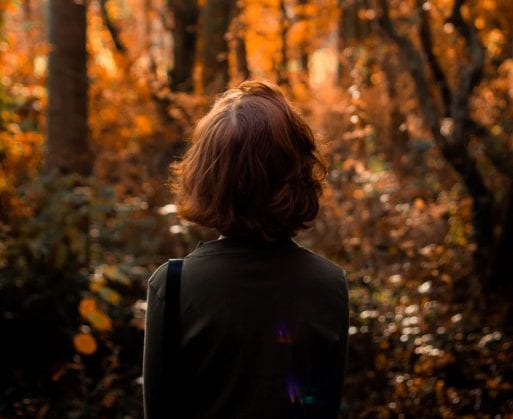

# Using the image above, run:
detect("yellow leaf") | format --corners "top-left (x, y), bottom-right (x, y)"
top-left (90, 279), bottom-right (106, 292)
top-left (103, 265), bottom-right (130, 285)
top-left (97, 286), bottom-right (121, 305)
top-left (86, 309), bottom-right (113, 332)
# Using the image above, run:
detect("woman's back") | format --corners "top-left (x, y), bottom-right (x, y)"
top-left (147, 236), bottom-right (348, 418)
top-left (143, 81), bottom-right (350, 418)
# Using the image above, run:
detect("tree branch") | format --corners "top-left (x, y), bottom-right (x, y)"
top-left (376, 0), bottom-right (441, 138)
top-left (468, 120), bottom-right (513, 179)
top-left (446, 0), bottom-right (485, 142)
top-left (377, 0), bottom-right (491, 201)
top-left (100, 0), bottom-right (127, 53)
top-left (415, 0), bottom-right (452, 116)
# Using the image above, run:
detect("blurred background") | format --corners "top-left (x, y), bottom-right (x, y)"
top-left (1, 0), bottom-right (513, 417)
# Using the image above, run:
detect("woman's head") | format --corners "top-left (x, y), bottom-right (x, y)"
top-left (170, 80), bottom-right (327, 240)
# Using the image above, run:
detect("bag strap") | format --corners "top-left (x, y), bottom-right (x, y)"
top-left (162, 258), bottom-right (183, 405)
top-left (164, 258), bottom-right (183, 356)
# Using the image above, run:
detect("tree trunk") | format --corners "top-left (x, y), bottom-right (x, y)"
top-left (232, 1), bottom-right (250, 81)
top-left (336, 1), bottom-right (358, 84)
top-left (277, 0), bottom-right (290, 87)
top-left (379, 51), bottom-right (409, 176)
top-left (234, 34), bottom-right (250, 81)
top-left (341, 0), bottom-right (357, 40)
top-left (47, 0), bottom-right (92, 176)
top-left (200, 0), bottom-right (234, 95)
top-left (336, 0), bottom-right (372, 84)
top-left (168, 0), bottom-right (199, 92)
top-left (488, 182), bottom-right (513, 295)
top-left (297, 0), bottom-right (309, 83)
top-left (377, 0), bottom-right (508, 302)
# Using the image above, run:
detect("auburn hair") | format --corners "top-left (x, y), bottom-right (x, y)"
top-left (169, 80), bottom-right (328, 241)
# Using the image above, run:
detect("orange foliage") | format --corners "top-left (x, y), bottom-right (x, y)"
top-left (85, 310), bottom-right (113, 332)
top-left (2, 0), bottom-right (513, 416)
top-left (73, 333), bottom-right (98, 355)
top-left (78, 297), bottom-right (97, 317)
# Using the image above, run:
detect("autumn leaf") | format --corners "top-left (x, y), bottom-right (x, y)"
top-left (73, 333), bottom-right (98, 355)
top-left (134, 115), bottom-right (153, 136)
top-left (102, 265), bottom-right (130, 285)
top-left (78, 297), bottom-right (97, 318)
top-left (97, 286), bottom-right (121, 305)
top-left (86, 310), bottom-right (113, 332)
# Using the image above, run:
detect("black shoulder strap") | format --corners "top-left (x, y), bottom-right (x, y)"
top-left (164, 259), bottom-right (183, 360)
top-left (161, 258), bottom-right (183, 409)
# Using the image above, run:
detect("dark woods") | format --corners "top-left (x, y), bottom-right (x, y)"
top-left (1, 0), bottom-right (512, 417)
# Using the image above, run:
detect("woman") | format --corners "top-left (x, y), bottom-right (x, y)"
top-left (143, 81), bottom-right (349, 419)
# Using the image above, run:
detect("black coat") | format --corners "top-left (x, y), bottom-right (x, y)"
top-left (143, 236), bottom-right (349, 419)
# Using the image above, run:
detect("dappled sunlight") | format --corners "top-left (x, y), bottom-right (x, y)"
top-left (1, 0), bottom-right (513, 417)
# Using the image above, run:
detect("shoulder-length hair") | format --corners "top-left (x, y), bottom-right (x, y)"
top-left (169, 80), bottom-right (327, 241)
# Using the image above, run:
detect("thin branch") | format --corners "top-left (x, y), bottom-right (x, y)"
top-left (376, 0), bottom-right (440, 137)
top-left (100, 0), bottom-right (127, 53)
top-left (415, 0), bottom-right (452, 116)
top-left (447, 0), bottom-right (485, 141)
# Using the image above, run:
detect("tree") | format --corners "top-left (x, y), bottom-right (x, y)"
top-left (277, 0), bottom-right (290, 87)
top-left (168, 0), bottom-right (199, 92)
top-left (200, 0), bottom-right (235, 94)
top-left (336, 0), bottom-right (372, 83)
top-left (295, 0), bottom-right (310, 83)
top-left (378, 46), bottom-right (410, 176)
top-left (100, 0), bottom-right (126, 53)
top-left (377, 0), bottom-right (513, 300)
top-left (231, 0), bottom-right (250, 82)
top-left (47, 0), bottom-right (92, 175)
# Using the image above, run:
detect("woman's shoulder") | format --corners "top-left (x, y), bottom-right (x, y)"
top-left (296, 245), bottom-right (347, 278)
top-left (293, 245), bottom-right (349, 298)
top-left (146, 261), bottom-right (169, 300)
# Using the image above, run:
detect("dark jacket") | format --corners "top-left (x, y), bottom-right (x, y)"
top-left (143, 236), bottom-right (349, 419)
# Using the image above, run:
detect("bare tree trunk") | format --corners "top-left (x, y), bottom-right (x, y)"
top-left (233, 1), bottom-right (250, 81)
top-left (336, 0), bottom-right (372, 84)
top-left (341, 0), bottom-right (357, 40)
top-left (379, 51), bottom-right (409, 176)
top-left (490, 183), bottom-right (513, 295)
top-left (335, 4), bottom-right (347, 83)
top-left (200, 0), bottom-right (235, 94)
top-left (234, 35), bottom-right (250, 81)
top-left (297, 0), bottom-right (309, 83)
top-left (277, 0), bottom-right (290, 87)
top-left (168, 0), bottom-right (199, 92)
top-left (47, 0), bottom-right (92, 176)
